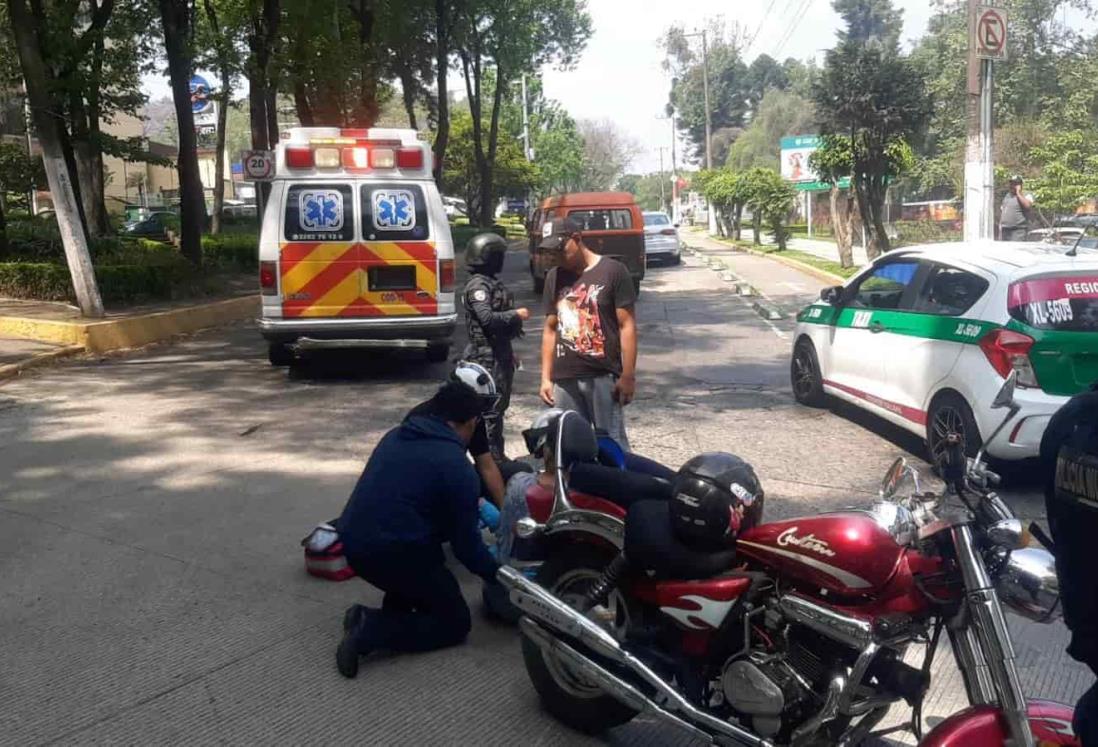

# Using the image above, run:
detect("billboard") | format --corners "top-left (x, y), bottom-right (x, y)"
top-left (780, 135), bottom-right (820, 183)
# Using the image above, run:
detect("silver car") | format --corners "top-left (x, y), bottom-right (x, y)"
top-left (642, 211), bottom-right (681, 265)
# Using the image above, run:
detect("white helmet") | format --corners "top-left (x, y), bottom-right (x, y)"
top-left (451, 361), bottom-right (499, 412)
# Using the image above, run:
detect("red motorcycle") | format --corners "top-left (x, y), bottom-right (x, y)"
top-left (498, 373), bottom-right (1076, 746)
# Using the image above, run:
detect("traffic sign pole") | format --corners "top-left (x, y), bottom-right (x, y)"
top-left (964, 2), bottom-right (1006, 242)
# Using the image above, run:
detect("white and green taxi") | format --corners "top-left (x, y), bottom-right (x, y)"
top-left (791, 241), bottom-right (1098, 463)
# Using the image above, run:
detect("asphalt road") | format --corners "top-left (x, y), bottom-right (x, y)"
top-left (0, 246), bottom-right (1090, 746)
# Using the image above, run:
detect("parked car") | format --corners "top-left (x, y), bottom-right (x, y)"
top-left (791, 241), bottom-right (1098, 463)
top-left (642, 210), bottom-right (682, 265)
top-left (527, 192), bottom-right (645, 295)
top-left (121, 211), bottom-right (179, 239)
top-left (442, 196), bottom-right (467, 219)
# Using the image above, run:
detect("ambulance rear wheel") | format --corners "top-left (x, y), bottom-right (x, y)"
top-left (426, 343), bottom-right (451, 364)
top-left (268, 343), bottom-right (294, 367)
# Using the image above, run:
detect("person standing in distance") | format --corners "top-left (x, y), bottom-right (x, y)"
top-left (999, 175), bottom-right (1036, 241)
top-left (538, 216), bottom-right (637, 450)
top-left (462, 232), bottom-right (529, 461)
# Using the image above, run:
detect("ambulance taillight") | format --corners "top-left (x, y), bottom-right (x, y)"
top-left (285, 148), bottom-right (313, 169)
top-left (439, 259), bottom-right (456, 293)
top-left (397, 149), bottom-right (424, 169)
top-left (260, 261), bottom-right (278, 295)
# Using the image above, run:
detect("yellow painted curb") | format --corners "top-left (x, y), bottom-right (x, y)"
top-left (0, 295), bottom-right (258, 353)
top-left (739, 246), bottom-right (847, 286)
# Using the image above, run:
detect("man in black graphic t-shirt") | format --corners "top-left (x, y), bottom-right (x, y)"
top-left (538, 217), bottom-right (638, 449)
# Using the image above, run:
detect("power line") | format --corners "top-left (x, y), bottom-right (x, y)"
top-left (772, 0), bottom-right (815, 59)
top-left (744, 0), bottom-right (779, 55)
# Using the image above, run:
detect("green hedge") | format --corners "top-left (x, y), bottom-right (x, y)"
top-left (201, 234), bottom-right (257, 270)
top-left (893, 220), bottom-right (962, 246)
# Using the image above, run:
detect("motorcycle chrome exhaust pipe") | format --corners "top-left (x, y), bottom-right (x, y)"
top-left (499, 567), bottom-right (773, 747)
top-left (778, 593), bottom-right (874, 650)
top-left (519, 618), bottom-right (714, 743)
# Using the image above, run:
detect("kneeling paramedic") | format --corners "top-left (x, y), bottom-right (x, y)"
top-left (462, 232), bottom-right (530, 461)
top-left (335, 377), bottom-right (502, 678)
top-left (1041, 381), bottom-right (1098, 745)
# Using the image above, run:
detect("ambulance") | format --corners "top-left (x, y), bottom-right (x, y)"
top-left (257, 127), bottom-right (456, 366)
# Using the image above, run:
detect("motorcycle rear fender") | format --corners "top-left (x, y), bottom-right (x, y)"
top-left (919, 699), bottom-right (1078, 746)
top-left (543, 509), bottom-right (625, 552)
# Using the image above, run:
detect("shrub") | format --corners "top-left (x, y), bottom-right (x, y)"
top-left (0, 263), bottom-right (72, 301)
top-left (893, 220), bottom-right (962, 247)
top-left (202, 234), bottom-right (257, 270)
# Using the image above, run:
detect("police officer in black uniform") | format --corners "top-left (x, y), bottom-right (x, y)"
top-left (1041, 381), bottom-right (1098, 746)
top-left (462, 232), bottom-right (530, 461)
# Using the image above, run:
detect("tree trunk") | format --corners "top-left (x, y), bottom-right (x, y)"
top-left (265, 86), bottom-right (279, 144)
top-left (210, 68), bottom-right (230, 235)
top-left (399, 65), bottom-right (418, 130)
top-left (478, 69), bottom-right (505, 227)
top-left (349, 0), bottom-right (378, 127)
top-left (0, 193), bottom-right (9, 258)
top-left (158, 0), bottom-right (205, 266)
top-left (830, 184), bottom-right (854, 268)
top-left (432, 0), bottom-right (450, 182)
top-left (752, 210), bottom-right (762, 245)
top-left (292, 79), bottom-right (315, 126)
top-left (733, 203), bottom-right (743, 241)
top-left (851, 173), bottom-right (880, 261)
top-left (247, 0), bottom-right (280, 205)
top-left (868, 176), bottom-right (890, 255)
top-left (9, 0), bottom-right (103, 316)
top-left (85, 35), bottom-right (110, 236)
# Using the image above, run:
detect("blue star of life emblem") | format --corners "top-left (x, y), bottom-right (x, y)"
top-left (373, 189), bottom-right (416, 231)
top-left (299, 190), bottom-right (343, 232)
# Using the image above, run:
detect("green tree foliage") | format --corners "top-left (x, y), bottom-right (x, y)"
top-left (454, 0), bottom-right (591, 224)
top-left (747, 168), bottom-right (797, 250)
top-left (1026, 130), bottom-right (1098, 216)
top-left (808, 135), bottom-right (858, 267)
top-left (533, 120), bottom-right (585, 197)
top-left (697, 168), bottom-right (748, 239)
top-left (664, 21), bottom-right (749, 166)
top-left (813, 0), bottom-right (928, 258)
top-left (744, 54), bottom-right (788, 114)
top-left (442, 112), bottom-right (538, 221)
top-left (727, 90), bottom-right (817, 171)
top-left (619, 173), bottom-right (670, 212)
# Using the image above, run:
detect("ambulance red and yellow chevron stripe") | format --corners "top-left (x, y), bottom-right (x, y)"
top-left (278, 241), bottom-right (439, 318)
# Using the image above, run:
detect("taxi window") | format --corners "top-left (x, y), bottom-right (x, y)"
top-left (912, 264), bottom-right (988, 316)
top-left (568, 209), bottom-right (633, 231)
top-left (849, 261), bottom-right (919, 310)
top-left (283, 184), bottom-right (354, 242)
top-left (361, 183), bottom-right (430, 241)
top-left (1008, 274), bottom-right (1098, 332)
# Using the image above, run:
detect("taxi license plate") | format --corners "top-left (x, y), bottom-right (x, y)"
top-left (368, 266), bottom-right (416, 291)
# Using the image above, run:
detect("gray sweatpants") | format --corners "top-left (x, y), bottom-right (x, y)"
top-left (552, 376), bottom-right (630, 451)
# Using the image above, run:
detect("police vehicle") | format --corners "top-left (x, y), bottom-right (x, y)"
top-left (791, 241), bottom-right (1098, 463)
top-left (257, 127), bottom-right (456, 366)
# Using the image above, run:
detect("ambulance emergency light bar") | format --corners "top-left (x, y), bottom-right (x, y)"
top-left (279, 127), bottom-right (430, 174)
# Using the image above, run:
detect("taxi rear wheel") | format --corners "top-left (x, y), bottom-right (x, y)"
top-left (268, 343), bottom-right (294, 367)
top-left (926, 392), bottom-right (982, 472)
top-left (791, 338), bottom-right (826, 406)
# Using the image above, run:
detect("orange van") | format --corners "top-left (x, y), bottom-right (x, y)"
top-left (527, 192), bottom-right (645, 295)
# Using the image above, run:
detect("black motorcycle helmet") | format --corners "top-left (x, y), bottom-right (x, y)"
top-left (670, 453), bottom-right (764, 550)
top-left (465, 232), bottom-right (508, 276)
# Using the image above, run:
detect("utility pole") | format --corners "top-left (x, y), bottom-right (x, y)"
top-left (964, 0), bottom-right (1003, 241)
top-left (657, 147), bottom-right (667, 212)
top-left (520, 74), bottom-right (532, 161)
top-left (701, 30), bottom-right (715, 235)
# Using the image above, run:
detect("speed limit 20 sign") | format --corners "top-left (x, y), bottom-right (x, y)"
top-left (975, 5), bottom-right (1008, 61)
top-left (241, 150), bottom-right (275, 181)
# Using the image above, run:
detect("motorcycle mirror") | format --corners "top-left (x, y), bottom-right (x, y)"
top-left (991, 371), bottom-right (1018, 410)
top-left (880, 457), bottom-right (907, 499)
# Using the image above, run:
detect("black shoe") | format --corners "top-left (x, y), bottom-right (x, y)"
top-left (336, 606), bottom-right (367, 679)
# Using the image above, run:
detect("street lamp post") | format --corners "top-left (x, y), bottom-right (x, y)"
top-left (657, 147), bottom-right (668, 212)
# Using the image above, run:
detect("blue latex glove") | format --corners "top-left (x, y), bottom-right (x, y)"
top-left (478, 498), bottom-right (501, 533)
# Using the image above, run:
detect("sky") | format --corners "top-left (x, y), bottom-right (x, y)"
top-left (143, 0), bottom-right (940, 173)
top-left (543, 0), bottom-right (935, 174)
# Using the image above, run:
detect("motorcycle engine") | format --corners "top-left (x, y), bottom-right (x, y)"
top-left (721, 624), bottom-right (859, 738)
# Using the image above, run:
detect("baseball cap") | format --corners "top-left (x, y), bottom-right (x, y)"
top-left (1009, 174), bottom-right (1023, 184)
top-left (538, 216), bottom-right (581, 251)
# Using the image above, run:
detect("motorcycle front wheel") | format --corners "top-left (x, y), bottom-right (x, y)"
top-left (520, 545), bottom-right (638, 734)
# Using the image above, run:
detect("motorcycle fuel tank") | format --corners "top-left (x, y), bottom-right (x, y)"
top-left (737, 513), bottom-right (905, 597)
